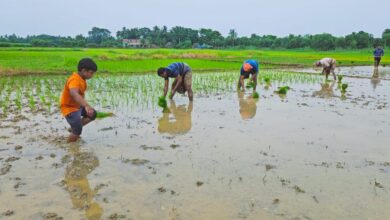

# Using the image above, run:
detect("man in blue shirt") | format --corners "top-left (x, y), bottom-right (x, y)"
top-left (157, 62), bottom-right (193, 101)
top-left (238, 60), bottom-right (259, 92)
top-left (373, 46), bottom-right (384, 67)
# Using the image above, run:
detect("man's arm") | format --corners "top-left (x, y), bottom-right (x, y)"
top-left (69, 88), bottom-right (94, 116)
top-left (170, 75), bottom-right (182, 99)
top-left (240, 75), bottom-right (245, 91)
top-left (163, 79), bottom-right (169, 97)
top-left (252, 73), bottom-right (258, 92)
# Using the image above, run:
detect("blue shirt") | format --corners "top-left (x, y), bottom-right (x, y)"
top-left (166, 62), bottom-right (191, 78)
top-left (240, 60), bottom-right (259, 75)
top-left (373, 48), bottom-right (384, 57)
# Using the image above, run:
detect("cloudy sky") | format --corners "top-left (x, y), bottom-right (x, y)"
top-left (1, 0), bottom-right (389, 37)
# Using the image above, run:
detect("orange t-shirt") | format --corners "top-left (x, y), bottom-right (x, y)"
top-left (60, 72), bottom-right (87, 116)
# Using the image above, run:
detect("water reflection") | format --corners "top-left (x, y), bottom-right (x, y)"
top-left (64, 144), bottom-right (102, 220)
top-left (371, 67), bottom-right (380, 90)
top-left (158, 101), bottom-right (193, 135)
top-left (238, 91), bottom-right (258, 120)
top-left (312, 81), bottom-right (336, 98)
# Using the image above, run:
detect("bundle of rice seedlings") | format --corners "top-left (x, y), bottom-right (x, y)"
top-left (275, 86), bottom-right (290, 95)
top-left (96, 112), bottom-right (115, 119)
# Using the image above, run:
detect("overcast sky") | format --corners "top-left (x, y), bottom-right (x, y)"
top-left (1, 0), bottom-right (389, 37)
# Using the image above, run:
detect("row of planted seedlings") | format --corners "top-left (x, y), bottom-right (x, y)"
top-left (0, 75), bottom-right (66, 118)
top-left (259, 71), bottom-right (323, 86)
top-left (0, 70), bottom-right (324, 118)
top-left (87, 74), bottom-right (163, 113)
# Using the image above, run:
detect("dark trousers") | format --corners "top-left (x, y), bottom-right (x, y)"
top-left (374, 57), bottom-right (381, 67)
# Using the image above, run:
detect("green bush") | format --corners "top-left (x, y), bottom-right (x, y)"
top-left (0, 42), bottom-right (11, 47)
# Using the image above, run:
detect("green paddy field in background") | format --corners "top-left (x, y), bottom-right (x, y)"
top-left (0, 47), bottom-right (388, 75)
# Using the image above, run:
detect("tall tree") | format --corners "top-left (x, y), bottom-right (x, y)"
top-left (382, 29), bottom-right (390, 48)
top-left (227, 29), bottom-right (238, 47)
top-left (88, 27), bottom-right (112, 45)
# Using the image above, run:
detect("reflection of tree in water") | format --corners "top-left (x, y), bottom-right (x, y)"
top-left (238, 91), bottom-right (257, 120)
top-left (158, 101), bottom-right (193, 135)
top-left (371, 67), bottom-right (380, 90)
top-left (64, 145), bottom-right (102, 220)
top-left (312, 81), bottom-right (336, 98)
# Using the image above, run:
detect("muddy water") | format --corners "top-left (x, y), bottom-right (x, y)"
top-left (288, 66), bottom-right (390, 80)
top-left (1, 74), bottom-right (390, 220)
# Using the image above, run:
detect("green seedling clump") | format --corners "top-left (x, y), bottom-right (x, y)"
top-left (252, 91), bottom-right (259, 99)
top-left (337, 75), bottom-right (343, 83)
top-left (275, 86), bottom-right (290, 95)
top-left (341, 83), bottom-right (348, 93)
top-left (96, 112), bottom-right (114, 119)
top-left (158, 96), bottom-right (168, 109)
top-left (246, 82), bottom-right (255, 88)
top-left (264, 77), bottom-right (271, 85)
top-left (325, 79), bottom-right (332, 83)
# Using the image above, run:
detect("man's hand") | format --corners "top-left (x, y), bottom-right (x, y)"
top-left (85, 105), bottom-right (95, 117)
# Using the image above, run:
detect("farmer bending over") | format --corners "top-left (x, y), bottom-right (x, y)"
top-left (157, 62), bottom-right (193, 101)
top-left (60, 58), bottom-right (97, 142)
top-left (238, 60), bottom-right (259, 92)
top-left (315, 58), bottom-right (337, 80)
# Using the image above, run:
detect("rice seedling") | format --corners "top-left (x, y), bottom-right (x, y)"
top-left (337, 75), bottom-right (343, 83)
top-left (264, 77), bottom-right (271, 85)
top-left (325, 79), bottom-right (332, 83)
top-left (15, 91), bottom-right (23, 112)
top-left (252, 91), bottom-right (259, 99)
top-left (341, 83), bottom-right (348, 93)
top-left (246, 81), bottom-right (255, 89)
top-left (96, 111), bottom-right (115, 119)
top-left (29, 95), bottom-right (35, 111)
top-left (158, 96), bottom-right (168, 109)
top-left (275, 86), bottom-right (290, 95)
top-left (39, 95), bottom-right (47, 108)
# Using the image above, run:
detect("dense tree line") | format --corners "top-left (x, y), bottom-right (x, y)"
top-left (1, 26), bottom-right (389, 50)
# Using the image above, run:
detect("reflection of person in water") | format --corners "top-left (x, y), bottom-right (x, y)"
top-left (238, 91), bottom-right (257, 120)
top-left (158, 101), bottom-right (193, 135)
top-left (64, 144), bottom-right (102, 220)
top-left (371, 67), bottom-right (380, 90)
top-left (312, 81), bottom-right (336, 98)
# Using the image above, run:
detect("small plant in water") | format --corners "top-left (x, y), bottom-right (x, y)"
top-left (246, 82), bottom-right (255, 89)
top-left (337, 75), bottom-right (343, 83)
top-left (275, 86), bottom-right (290, 95)
top-left (158, 96), bottom-right (170, 113)
top-left (252, 91), bottom-right (259, 99)
top-left (158, 96), bottom-right (167, 109)
top-left (341, 83), bottom-right (348, 93)
top-left (325, 79), bottom-right (332, 83)
top-left (264, 77), bottom-right (271, 85)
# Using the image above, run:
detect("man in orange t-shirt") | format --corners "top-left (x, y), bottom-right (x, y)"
top-left (60, 58), bottom-right (97, 142)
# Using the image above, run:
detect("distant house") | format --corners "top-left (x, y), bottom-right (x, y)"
top-left (122, 39), bottom-right (157, 48)
top-left (122, 39), bottom-right (142, 48)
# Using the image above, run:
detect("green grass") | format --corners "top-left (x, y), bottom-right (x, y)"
top-left (0, 47), bottom-right (387, 75)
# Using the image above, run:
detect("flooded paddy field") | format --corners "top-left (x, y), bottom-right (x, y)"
top-left (0, 70), bottom-right (389, 220)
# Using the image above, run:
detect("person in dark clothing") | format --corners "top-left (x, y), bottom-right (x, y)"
top-left (373, 46), bottom-right (384, 67)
